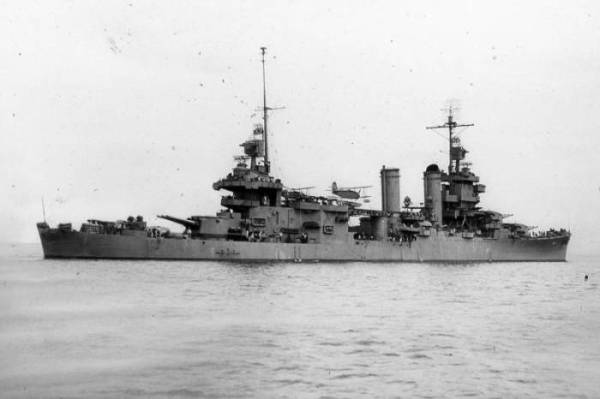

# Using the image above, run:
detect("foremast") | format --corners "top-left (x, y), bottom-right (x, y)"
top-left (426, 106), bottom-right (474, 174)
top-left (425, 107), bottom-right (489, 231)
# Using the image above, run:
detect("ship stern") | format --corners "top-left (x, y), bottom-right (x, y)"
top-left (37, 222), bottom-right (53, 258)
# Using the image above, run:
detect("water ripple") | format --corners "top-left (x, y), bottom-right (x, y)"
top-left (1, 248), bottom-right (599, 399)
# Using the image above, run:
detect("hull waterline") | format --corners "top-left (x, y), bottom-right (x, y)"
top-left (39, 229), bottom-right (569, 263)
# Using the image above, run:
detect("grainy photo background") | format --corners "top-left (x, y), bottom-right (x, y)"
top-left (1, 1), bottom-right (599, 398)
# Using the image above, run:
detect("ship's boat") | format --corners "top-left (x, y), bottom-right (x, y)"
top-left (37, 48), bottom-right (570, 262)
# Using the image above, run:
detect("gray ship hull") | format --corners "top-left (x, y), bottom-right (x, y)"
top-left (38, 229), bottom-right (569, 262)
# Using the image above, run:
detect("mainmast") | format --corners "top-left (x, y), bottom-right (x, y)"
top-left (260, 46), bottom-right (269, 174)
top-left (426, 106), bottom-right (474, 173)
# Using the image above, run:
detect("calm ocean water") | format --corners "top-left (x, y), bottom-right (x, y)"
top-left (1, 243), bottom-right (599, 399)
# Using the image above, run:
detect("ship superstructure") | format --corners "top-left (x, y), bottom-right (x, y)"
top-left (37, 48), bottom-right (570, 262)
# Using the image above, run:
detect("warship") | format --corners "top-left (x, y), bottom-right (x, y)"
top-left (37, 48), bottom-right (570, 262)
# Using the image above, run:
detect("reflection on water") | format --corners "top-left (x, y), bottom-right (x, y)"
top-left (1, 244), bottom-right (599, 398)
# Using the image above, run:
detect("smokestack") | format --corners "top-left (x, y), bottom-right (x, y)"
top-left (380, 166), bottom-right (400, 213)
top-left (423, 164), bottom-right (442, 226)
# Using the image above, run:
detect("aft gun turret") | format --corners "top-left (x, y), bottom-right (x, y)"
top-left (157, 215), bottom-right (200, 230)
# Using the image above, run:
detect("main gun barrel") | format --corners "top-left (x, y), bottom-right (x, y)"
top-left (157, 215), bottom-right (200, 229)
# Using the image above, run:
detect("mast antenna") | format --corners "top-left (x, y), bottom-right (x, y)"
top-left (260, 46), bottom-right (269, 174)
top-left (426, 106), bottom-right (474, 173)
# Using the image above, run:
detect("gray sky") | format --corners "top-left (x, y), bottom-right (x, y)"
top-left (1, 0), bottom-right (599, 255)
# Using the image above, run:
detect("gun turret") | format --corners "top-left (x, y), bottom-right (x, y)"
top-left (157, 215), bottom-right (200, 229)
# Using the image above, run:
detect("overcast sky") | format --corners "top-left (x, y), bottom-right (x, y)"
top-left (1, 0), bottom-right (599, 255)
